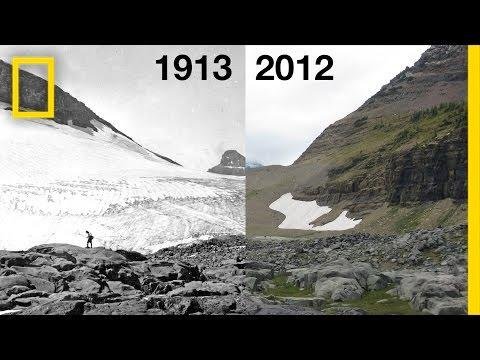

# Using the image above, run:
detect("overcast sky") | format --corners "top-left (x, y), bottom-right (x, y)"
top-left (0, 45), bottom-right (245, 170)
top-left (246, 45), bottom-right (430, 166)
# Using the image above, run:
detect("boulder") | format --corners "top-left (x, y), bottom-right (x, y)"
top-left (140, 276), bottom-right (171, 295)
top-left (25, 275), bottom-right (55, 293)
top-left (9, 289), bottom-right (50, 300)
top-left (107, 281), bottom-right (138, 296)
top-left (148, 264), bottom-right (177, 281)
top-left (196, 295), bottom-right (237, 314)
top-left (20, 300), bottom-right (85, 315)
top-left (28, 244), bottom-right (126, 270)
top-left (10, 265), bottom-right (61, 282)
top-left (26, 245), bottom-right (77, 263)
top-left (146, 295), bottom-right (201, 315)
top-left (62, 266), bottom-right (98, 282)
top-left (366, 274), bottom-right (390, 291)
top-left (245, 268), bottom-right (273, 281)
top-left (0, 274), bottom-right (31, 292)
top-left (279, 297), bottom-right (325, 308)
top-left (83, 299), bottom-right (148, 315)
top-left (116, 249), bottom-right (147, 262)
top-left (48, 291), bottom-right (90, 302)
top-left (30, 257), bottom-right (53, 267)
top-left (314, 277), bottom-right (364, 301)
top-left (287, 260), bottom-right (376, 290)
top-left (397, 273), bottom-right (464, 301)
top-left (167, 281), bottom-right (239, 297)
top-left (243, 276), bottom-right (259, 291)
top-left (203, 266), bottom-right (239, 281)
top-left (51, 258), bottom-right (75, 271)
top-left (69, 279), bottom-right (102, 294)
top-left (396, 272), bottom-right (465, 313)
top-left (173, 262), bottom-right (203, 282)
top-left (0, 251), bottom-right (28, 267)
top-left (0, 268), bottom-right (17, 276)
top-left (6, 285), bottom-right (31, 296)
top-left (424, 297), bottom-right (466, 315)
top-left (0, 300), bottom-right (13, 311)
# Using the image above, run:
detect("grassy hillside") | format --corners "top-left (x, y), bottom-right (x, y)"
top-left (247, 45), bottom-right (467, 238)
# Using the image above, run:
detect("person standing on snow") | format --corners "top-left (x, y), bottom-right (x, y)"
top-left (86, 230), bottom-right (94, 248)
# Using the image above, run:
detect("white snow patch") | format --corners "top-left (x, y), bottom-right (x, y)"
top-left (0, 309), bottom-right (21, 315)
top-left (313, 210), bottom-right (362, 231)
top-left (269, 193), bottom-right (361, 231)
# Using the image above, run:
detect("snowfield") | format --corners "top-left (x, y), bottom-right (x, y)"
top-left (269, 193), bottom-right (361, 231)
top-left (0, 107), bottom-right (245, 253)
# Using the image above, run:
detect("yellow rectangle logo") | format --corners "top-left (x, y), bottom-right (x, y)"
top-left (12, 56), bottom-right (55, 119)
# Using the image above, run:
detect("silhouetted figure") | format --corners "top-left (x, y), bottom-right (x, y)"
top-left (86, 231), bottom-right (94, 248)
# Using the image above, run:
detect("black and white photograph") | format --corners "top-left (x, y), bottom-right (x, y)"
top-left (0, 45), bottom-right (248, 315)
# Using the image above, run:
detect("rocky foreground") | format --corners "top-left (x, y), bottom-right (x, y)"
top-left (0, 225), bottom-right (467, 315)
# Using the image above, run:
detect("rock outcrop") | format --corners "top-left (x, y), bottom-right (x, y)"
top-left (208, 150), bottom-right (245, 176)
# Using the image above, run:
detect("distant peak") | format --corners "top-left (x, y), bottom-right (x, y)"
top-left (208, 150), bottom-right (245, 176)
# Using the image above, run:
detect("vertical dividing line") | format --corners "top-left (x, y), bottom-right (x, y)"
top-left (468, 45), bottom-right (480, 315)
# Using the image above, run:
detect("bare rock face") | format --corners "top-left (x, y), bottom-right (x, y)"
top-left (208, 150), bottom-right (245, 176)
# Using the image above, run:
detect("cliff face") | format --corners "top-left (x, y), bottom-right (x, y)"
top-left (291, 46), bottom-right (467, 209)
top-left (0, 60), bottom-right (180, 165)
top-left (385, 126), bottom-right (466, 204)
top-left (208, 150), bottom-right (245, 176)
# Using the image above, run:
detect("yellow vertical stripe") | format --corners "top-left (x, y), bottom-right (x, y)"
top-left (468, 45), bottom-right (480, 315)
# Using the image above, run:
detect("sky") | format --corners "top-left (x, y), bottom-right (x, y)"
top-left (0, 45), bottom-right (245, 171)
top-left (246, 45), bottom-right (430, 166)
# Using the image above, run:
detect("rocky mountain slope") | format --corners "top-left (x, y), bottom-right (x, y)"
top-left (208, 150), bottom-right (245, 176)
top-left (247, 45), bottom-right (467, 237)
top-left (0, 60), bottom-right (180, 165)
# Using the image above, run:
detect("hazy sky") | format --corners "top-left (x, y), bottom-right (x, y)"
top-left (246, 45), bottom-right (430, 166)
top-left (0, 45), bottom-right (245, 170)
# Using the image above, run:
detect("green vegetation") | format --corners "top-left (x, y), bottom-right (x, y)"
top-left (393, 205), bottom-right (426, 233)
top-left (328, 153), bottom-right (367, 177)
top-left (410, 102), bottom-right (465, 123)
top-left (322, 102), bottom-right (465, 184)
top-left (394, 128), bottom-right (416, 144)
top-left (438, 207), bottom-right (457, 226)
top-left (340, 287), bottom-right (420, 315)
top-left (263, 274), bottom-right (314, 298)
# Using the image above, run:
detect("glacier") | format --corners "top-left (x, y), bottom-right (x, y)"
top-left (0, 106), bottom-right (245, 253)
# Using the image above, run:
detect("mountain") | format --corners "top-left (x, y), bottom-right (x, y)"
top-left (208, 150), bottom-right (245, 176)
top-left (246, 160), bottom-right (264, 170)
top-left (0, 61), bottom-right (244, 253)
top-left (0, 60), bottom-right (180, 166)
top-left (247, 45), bottom-right (467, 237)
